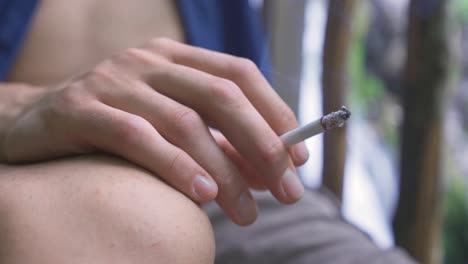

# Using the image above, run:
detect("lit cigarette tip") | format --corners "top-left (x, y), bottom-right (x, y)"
top-left (320, 105), bottom-right (351, 130)
top-left (339, 106), bottom-right (351, 120)
top-left (280, 106), bottom-right (351, 147)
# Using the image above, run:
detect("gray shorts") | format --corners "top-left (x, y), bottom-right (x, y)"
top-left (205, 188), bottom-right (417, 264)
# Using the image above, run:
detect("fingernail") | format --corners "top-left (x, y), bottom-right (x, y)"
top-left (281, 168), bottom-right (304, 202)
top-left (235, 191), bottom-right (257, 225)
top-left (193, 175), bottom-right (217, 201)
top-left (292, 143), bottom-right (309, 164)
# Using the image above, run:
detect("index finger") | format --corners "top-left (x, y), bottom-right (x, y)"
top-left (141, 60), bottom-right (303, 204)
top-left (144, 39), bottom-right (309, 166)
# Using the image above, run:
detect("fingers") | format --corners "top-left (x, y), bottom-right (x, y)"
top-left (144, 39), bottom-right (309, 166)
top-left (92, 43), bottom-right (304, 204)
top-left (80, 103), bottom-right (218, 203)
top-left (211, 130), bottom-right (302, 199)
top-left (46, 39), bottom-right (305, 227)
top-left (100, 81), bottom-right (258, 225)
top-left (210, 129), bottom-right (267, 190)
top-left (144, 63), bottom-right (304, 203)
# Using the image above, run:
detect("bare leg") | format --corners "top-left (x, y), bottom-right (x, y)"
top-left (0, 154), bottom-right (214, 264)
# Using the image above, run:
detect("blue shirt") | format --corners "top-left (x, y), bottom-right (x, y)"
top-left (0, 0), bottom-right (270, 81)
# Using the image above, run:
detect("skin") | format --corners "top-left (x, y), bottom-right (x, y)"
top-left (0, 0), bottom-right (309, 262)
top-left (7, 0), bottom-right (186, 86)
top-left (0, 154), bottom-right (215, 264)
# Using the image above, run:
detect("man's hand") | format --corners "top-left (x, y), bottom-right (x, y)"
top-left (1, 38), bottom-right (309, 225)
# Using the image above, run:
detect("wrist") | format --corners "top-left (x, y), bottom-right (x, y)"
top-left (0, 83), bottom-right (47, 162)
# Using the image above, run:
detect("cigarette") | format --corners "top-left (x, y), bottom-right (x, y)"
top-left (280, 106), bottom-right (351, 146)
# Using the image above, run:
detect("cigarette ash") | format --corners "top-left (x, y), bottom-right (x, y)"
top-left (321, 106), bottom-right (351, 130)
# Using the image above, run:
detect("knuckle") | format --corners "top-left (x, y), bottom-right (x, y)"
top-left (277, 104), bottom-right (296, 125)
top-left (215, 170), bottom-right (237, 188)
top-left (208, 79), bottom-right (246, 108)
top-left (122, 47), bottom-right (146, 60)
top-left (56, 85), bottom-right (86, 110)
top-left (259, 139), bottom-right (287, 166)
top-left (81, 63), bottom-right (121, 96)
top-left (173, 108), bottom-right (204, 137)
top-left (114, 116), bottom-right (151, 145)
top-left (231, 57), bottom-right (258, 78)
top-left (168, 149), bottom-right (184, 171)
top-left (149, 37), bottom-right (173, 48)
top-left (120, 47), bottom-right (160, 66)
top-left (88, 62), bottom-right (117, 82)
top-left (146, 37), bottom-right (174, 58)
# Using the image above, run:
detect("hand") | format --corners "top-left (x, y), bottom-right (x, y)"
top-left (1, 38), bottom-right (309, 225)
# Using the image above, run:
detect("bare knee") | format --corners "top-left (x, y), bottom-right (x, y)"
top-left (0, 154), bottom-right (215, 264)
top-left (83, 155), bottom-right (216, 263)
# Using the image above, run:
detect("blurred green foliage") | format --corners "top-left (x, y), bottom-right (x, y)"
top-left (348, 4), bottom-right (385, 114)
top-left (445, 1), bottom-right (468, 262)
top-left (347, 3), bottom-right (398, 148)
top-left (347, 2), bottom-right (468, 262)
top-left (452, 0), bottom-right (468, 24)
top-left (443, 177), bottom-right (468, 264)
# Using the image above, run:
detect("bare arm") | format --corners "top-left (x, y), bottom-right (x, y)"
top-left (0, 38), bottom-right (309, 226)
top-left (0, 85), bottom-right (216, 263)
top-left (0, 83), bottom-right (46, 161)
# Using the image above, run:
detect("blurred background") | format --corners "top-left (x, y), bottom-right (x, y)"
top-left (261, 0), bottom-right (468, 263)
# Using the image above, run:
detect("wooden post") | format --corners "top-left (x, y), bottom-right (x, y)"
top-left (321, 0), bottom-right (355, 200)
top-left (393, 1), bottom-right (450, 263)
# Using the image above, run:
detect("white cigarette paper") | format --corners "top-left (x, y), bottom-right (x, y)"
top-left (280, 106), bottom-right (351, 147)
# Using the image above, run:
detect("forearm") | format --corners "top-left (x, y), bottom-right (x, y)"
top-left (0, 83), bottom-right (46, 162)
top-left (0, 38), bottom-right (308, 226)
